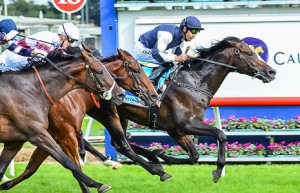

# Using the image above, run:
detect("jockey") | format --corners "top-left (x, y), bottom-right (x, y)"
top-left (0, 22), bottom-right (80, 72)
top-left (0, 19), bottom-right (19, 43)
top-left (134, 16), bottom-right (204, 88)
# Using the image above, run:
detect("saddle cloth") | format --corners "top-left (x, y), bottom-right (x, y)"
top-left (122, 65), bottom-right (174, 108)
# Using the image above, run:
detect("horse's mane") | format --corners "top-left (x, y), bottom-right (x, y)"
top-left (47, 46), bottom-right (82, 63)
top-left (100, 49), bottom-right (131, 63)
top-left (179, 36), bottom-right (242, 72)
top-left (197, 36), bottom-right (242, 58)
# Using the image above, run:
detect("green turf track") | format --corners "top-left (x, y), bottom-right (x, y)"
top-left (3, 163), bottom-right (299, 193)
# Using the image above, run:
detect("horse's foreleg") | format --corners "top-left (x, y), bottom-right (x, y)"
top-left (0, 142), bottom-right (23, 182)
top-left (182, 119), bottom-right (227, 183)
top-left (29, 130), bottom-right (111, 193)
top-left (0, 147), bottom-right (48, 190)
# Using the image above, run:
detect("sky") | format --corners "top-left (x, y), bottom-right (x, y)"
top-left (33, 0), bottom-right (50, 5)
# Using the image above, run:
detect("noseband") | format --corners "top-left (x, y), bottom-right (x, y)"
top-left (234, 42), bottom-right (270, 82)
top-left (84, 52), bottom-right (115, 100)
top-left (121, 58), bottom-right (144, 98)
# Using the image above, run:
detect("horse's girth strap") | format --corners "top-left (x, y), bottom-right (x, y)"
top-left (33, 66), bottom-right (55, 105)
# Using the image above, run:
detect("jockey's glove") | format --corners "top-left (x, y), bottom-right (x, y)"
top-left (33, 48), bottom-right (47, 58)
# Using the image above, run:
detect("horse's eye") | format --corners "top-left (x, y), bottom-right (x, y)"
top-left (248, 52), bottom-right (253, 57)
top-left (96, 70), bottom-right (103, 74)
top-left (129, 66), bottom-right (140, 73)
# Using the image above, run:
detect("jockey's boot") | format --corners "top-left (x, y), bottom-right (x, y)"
top-left (149, 65), bottom-right (166, 89)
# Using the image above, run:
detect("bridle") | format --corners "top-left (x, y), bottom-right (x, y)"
top-left (90, 49), bottom-right (146, 98)
top-left (192, 42), bottom-right (270, 81)
top-left (168, 41), bottom-right (271, 101)
top-left (119, 58), bottom-right (145, 98)
top-left (37, 50), bottom-right (115, 100)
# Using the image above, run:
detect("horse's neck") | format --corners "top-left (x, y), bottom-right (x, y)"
top-left (37, 63), bottom-right (82, 104)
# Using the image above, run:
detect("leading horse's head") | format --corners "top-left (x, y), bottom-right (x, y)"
top-left (47, 46), bottom-right (124, 104)
top-left (101, 49), bottom-right (158, 106)
top-left (202, 37), bottom-right (276, 83)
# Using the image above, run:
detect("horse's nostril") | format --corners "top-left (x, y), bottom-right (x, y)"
top-left (268, 69), bottom-right (277, 77)
top-left (118, 93), bottom-right (125, 100)
top-left (151, 94), bottom-right (159, 101)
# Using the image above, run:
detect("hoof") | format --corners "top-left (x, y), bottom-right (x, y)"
top-left (160, 173), bottom-right (173, 182)
top-left (211, 170), bottom-right (220, 183)
top-left (98, 185), bottom-right (112, 193)
top-left (103, 160), bottom-right (123, 170)
top-left (1, 175), bottom-right (11, 182)
top-left (112, 162), bottom-right (123, 170)
top-left (152, 149), bottom-right (164, 156)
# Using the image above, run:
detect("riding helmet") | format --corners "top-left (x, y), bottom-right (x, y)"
top-left (180, 16), bottom-right (204, 30)
top-left (0, 19), bottom-right (17, 34)
top-left (57, 22), bottom-right (80, 41)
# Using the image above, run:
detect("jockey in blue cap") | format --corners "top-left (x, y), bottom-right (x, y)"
top-left (0, 18), bottom-right (34, 58)
top-left (134, 16), bottom-right (204, 90)
top-left (0, 19), bottom-right (19, 43)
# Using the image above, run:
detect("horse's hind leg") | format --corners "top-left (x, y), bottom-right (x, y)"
top-left (130, 144), bottom-right (162, 164)
top-left (154, 133), bottom-right (200, 165)
top-left (77, 130), bottom-right (87, 162)
top-left (82, 138), bottom-right (123, 170)
top-left (88, 108), bottom-right (172, 182)
top-left (0, 142), bottom-right (23, 181)
top-left (0, 146), bottom-right (90, 193)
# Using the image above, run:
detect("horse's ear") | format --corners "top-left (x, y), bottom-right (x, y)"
top-left (117, 48), bottom-right (124, 57)
top-left (81, 43), bottom-right (86, 50)
top-left (227, 40), bottom-right (237, 47)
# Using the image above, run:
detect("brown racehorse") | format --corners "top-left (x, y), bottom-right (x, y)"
top-left (0, 48), bottom-right (165, 193)
top-left (100, 36), bottom-right (276, 183)
top-left (0, 46), bottom-right (124, 193)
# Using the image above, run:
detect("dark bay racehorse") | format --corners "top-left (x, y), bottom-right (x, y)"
top-left (0, 46), bottom-right (124, 193)
top-left (0, 48), bottom-right (164, 192)
top-left (108, 36), bottom-right (276, 182)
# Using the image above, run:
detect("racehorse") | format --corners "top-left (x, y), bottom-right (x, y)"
top-left (108, 36), bottom-right (276, 182)
top-left (0, 48), bottom-right (165, 192)
top-left (0, 46), bottom-right (124, 193)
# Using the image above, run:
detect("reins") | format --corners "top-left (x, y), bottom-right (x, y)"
top-left (166, 43), bottom-right (246, 101)
top-left (42, 55), bottom-right (105, 94)
top-left (33, 52), bottom-right (109, 105)
top-left (33, 66), bottom-right (56, 105)
top-left (192, 57), bottom-right (238, 71)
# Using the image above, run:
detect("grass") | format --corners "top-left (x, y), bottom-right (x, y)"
top-left (3, 163), bottom-right (300, 193)
top-left (81, 116), bottom-right (105, 137)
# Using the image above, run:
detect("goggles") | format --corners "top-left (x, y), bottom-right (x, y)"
top-left (68, 37), bottom-right (76, 44)
top-left (189, 28), bottom-right (200, 35)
